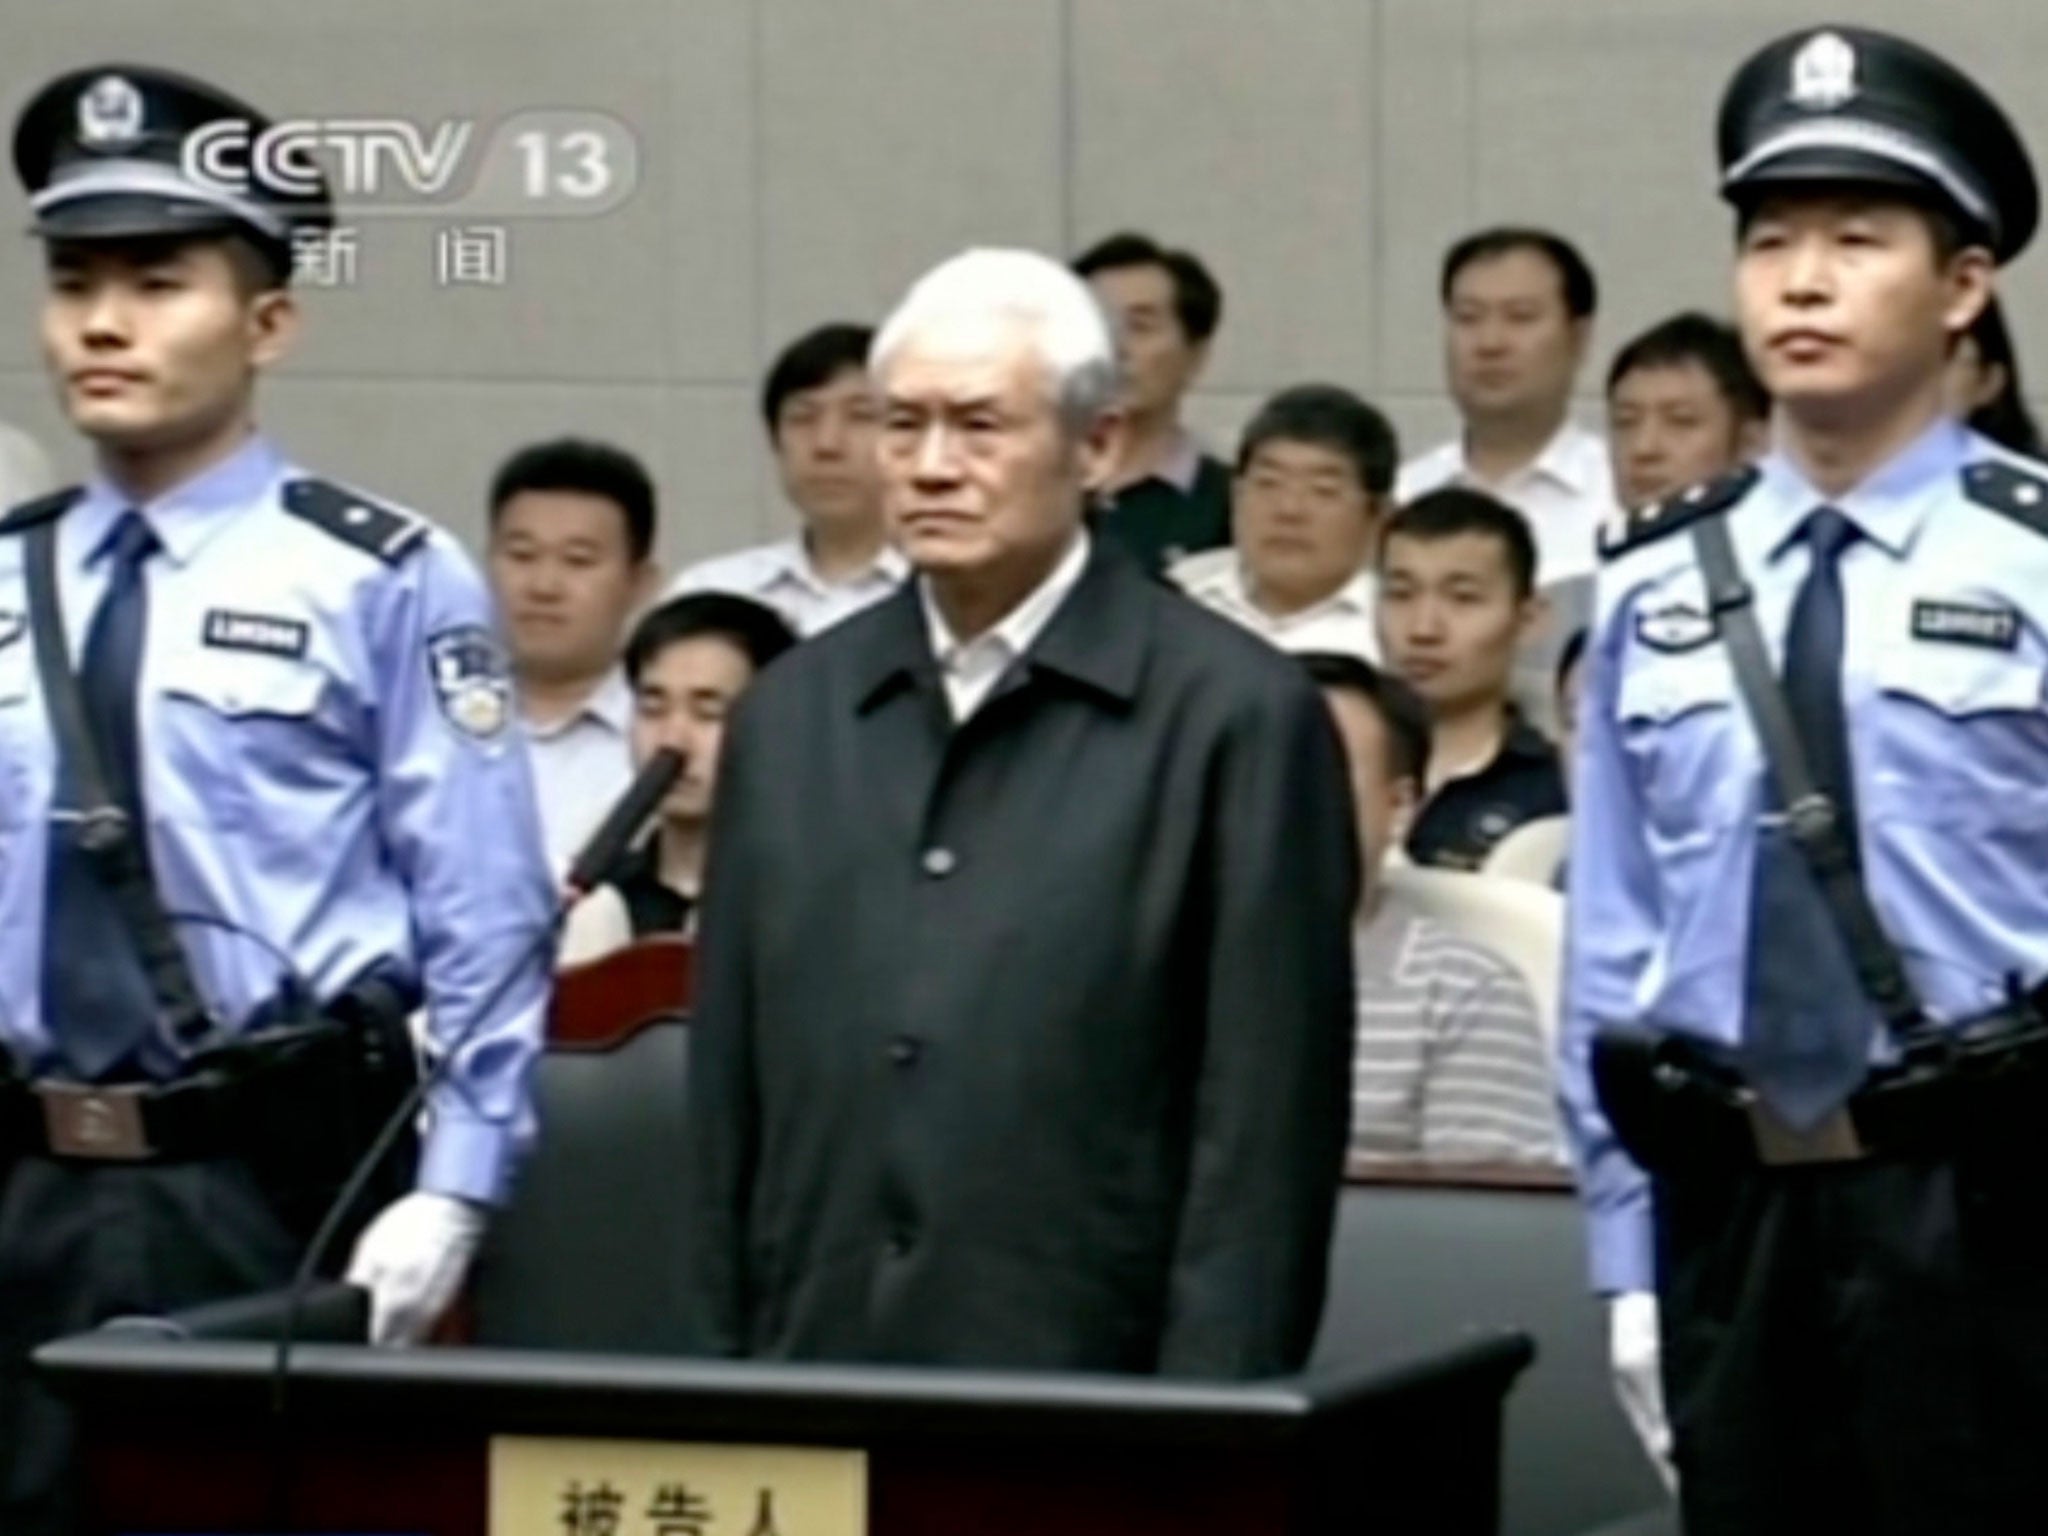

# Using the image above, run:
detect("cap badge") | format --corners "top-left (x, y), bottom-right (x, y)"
top-left (1789, 31), bottom-right (1858, 112)
top-left (76, 74), bottom-right (145, 148)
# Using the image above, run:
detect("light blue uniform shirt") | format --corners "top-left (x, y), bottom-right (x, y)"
top-left (0, 435), bottom-right (554, 1206)
top-left (1560, 418), bottom-right (2048, 1294)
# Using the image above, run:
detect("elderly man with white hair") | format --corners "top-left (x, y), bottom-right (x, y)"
top-left (674, 248), bottom-right (1360, 1377)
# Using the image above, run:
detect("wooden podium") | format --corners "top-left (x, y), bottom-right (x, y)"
top-left (38, 1284), bottom-right (1531, 1536)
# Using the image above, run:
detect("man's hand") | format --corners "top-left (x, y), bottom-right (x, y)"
top-left (1610, 1289), bottom-right (1678, 1492)
top-left (345, 1191), bottom-right (487, 1346)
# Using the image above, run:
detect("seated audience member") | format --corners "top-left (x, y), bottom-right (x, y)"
top-left (1171, 383), bottom-right (1394, 660)
top-left (558, 593), bottom-right (797, 966)
top-left (488, 437), bottom-right (661, 871)
top-left (1606, 310), bottom-right (1769, 509)
top-left (1378, 489), bottom-right (1566, 870)
top-left (668, 323), bottom-right (905, 635)
top-left (1073, 231), bottom-right (1233, 570)
top-left (1304, 652), bottom-right (1562, 1166)
top-left (1946, 295), bottom-right (2045, 457)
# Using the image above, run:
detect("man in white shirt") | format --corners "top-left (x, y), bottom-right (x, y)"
top-left (667, 322), bottom-right (906, 636)
top-left (486, 438), bottom-right (660, 870)
top-left (1399, 227), bottom-right (1616, 727)
top-left (1172, 383), bottom-right (1394, 662)
top-left (0, 419), bottom-right (54, 511)
top-left (1398, 226), bottom-right (1616, 585)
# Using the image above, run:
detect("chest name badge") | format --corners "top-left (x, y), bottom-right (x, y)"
top-left (1911, 599), bottom-right (2019, 652)
top-left (1634, 602), bottom-right (1719, 654)
top-left (428, 624), bottom-right (512, 740)
top-left (203, 609), bottom-right (310, 660)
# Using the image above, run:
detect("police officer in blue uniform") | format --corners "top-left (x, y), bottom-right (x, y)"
top-left (1561, 25), bottom-right (2048, 1534)
top-left (0, 66), bottom-right (554, 1532)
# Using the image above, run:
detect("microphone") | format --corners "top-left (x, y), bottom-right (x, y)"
top-left (563, 748), bottom-right (685, 899)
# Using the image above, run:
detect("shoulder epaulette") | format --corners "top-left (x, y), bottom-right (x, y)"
top-left (1597, 464), bottom-right (1760, 562)
top-left (1962, 458), bottom-right (2048, 537)
top-left (281, 477), bottom-right (428, 564)
top-left (0, 487), bottom-right (82, 538)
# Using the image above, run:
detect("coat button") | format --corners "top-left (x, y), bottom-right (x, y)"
top-left (920, 846), bottom-right (957, 878)
top-left (889, 1035), bottom-right (922, 1067)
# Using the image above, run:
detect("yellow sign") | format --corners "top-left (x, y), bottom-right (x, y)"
top-left (489, 1436), bottom-right (867, 1536)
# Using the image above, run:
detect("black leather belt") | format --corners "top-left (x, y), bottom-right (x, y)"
top-left (0, 1019), bottom-right (359, 1165)
top-left (1, 1072), bottom-right (242, 1163)
top-left (1595, 1020), bottom-right (2048, 1172)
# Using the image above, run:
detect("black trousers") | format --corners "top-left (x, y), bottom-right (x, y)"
top-left (0, 1155), bottom-right (301, 1536)
top-left (1655, 1139), bottom-right (2048, 1535)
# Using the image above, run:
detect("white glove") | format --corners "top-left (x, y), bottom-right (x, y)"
top-left (1609, 1290), bottom-right (1678, 1493)
top-left (345, 1191), bottom-right (488, 1347)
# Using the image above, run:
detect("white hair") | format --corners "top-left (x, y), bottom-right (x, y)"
top-left (870, 247), bottom-right (1120, 432)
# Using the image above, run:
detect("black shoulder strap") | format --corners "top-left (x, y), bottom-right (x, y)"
top-left (22, 516), bottom-right (216, 1050)
top-left (1690, 513), bottom-right (1925, 1038)
top-left (1600, 464), bottom-right (1761, 562)
top-left (0, 487), bottom-right (83, 536)
top-left (279, 478), bottom-right (427, 564)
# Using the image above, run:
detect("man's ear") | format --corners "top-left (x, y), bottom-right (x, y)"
top-left (1942, 250), bottom-right (1995, 343)
top-left (1516, 585), bottom-right (1553, 648)
top-left (1567, 316), bottom-right (1594, 370)
top-left (629, 559), bottom-right (663, 612)
top-left (247, 288), bottom-right (300, 372)
top-left (1078, 406), bottom-right (1128, 497)
top-left (1736, 414), bottom-right (1771, 463)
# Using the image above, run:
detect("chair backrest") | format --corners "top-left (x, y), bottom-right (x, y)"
top-left (468, 939), bottom-right (697, 1352)
top-left (1382, 865), bottom-right (1564, 1040)
top-left (550, 935), bottom-right (695, 1043)
top-left (1482, 813), bottom-right (1571, 888)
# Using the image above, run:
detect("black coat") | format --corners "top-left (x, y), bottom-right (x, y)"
top-left (676, 541), bottom-right (1359, 1378)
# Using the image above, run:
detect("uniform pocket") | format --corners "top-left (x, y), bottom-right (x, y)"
top-left (155, 651), bottom-right (339, 827)
top-left (1616, 653), bottom-right (1746, 845)
top-left (160, 652), bottom-right (326, 720)
top-left (1868, 646), bottom-right (2048, 821)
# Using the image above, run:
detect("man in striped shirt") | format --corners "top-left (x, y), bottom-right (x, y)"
top-left (1302, 653), bottom-right (1562, 1166)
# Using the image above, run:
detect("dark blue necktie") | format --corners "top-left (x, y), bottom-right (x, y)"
top-left (41, 512), bottom-right (163, 1081)
top-left (1741, 506), bottom-right (1875, 1127)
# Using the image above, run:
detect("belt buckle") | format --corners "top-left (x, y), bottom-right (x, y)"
top-left (1745, 1096), bottom-right (1867, 1166)
top-left (35, 1082), bottom-right (154, 1161)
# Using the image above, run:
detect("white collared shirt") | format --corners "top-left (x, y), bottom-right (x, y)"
top-left (520, 668), bottom-right (636, 873)
top-left (1169, 548), bottom-right (1380, 662)
top-left (665, 534), bottom-right (908, 637)
top-left (1395, 419), bottom-right (1617, 587)
top-left (920, 531), bottom-right (1091, 722)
